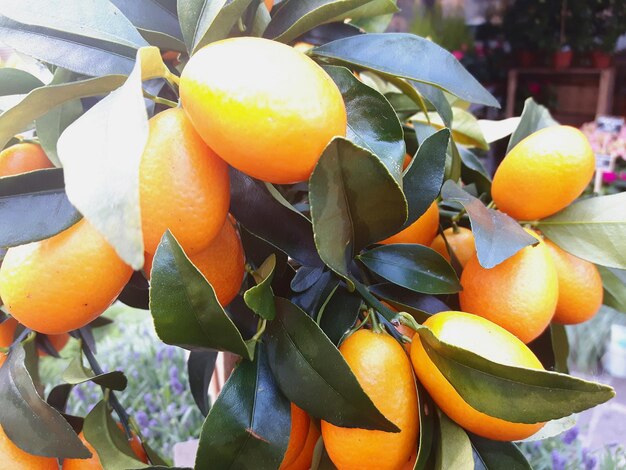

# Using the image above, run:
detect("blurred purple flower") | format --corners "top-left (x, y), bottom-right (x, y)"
top-left (169, 365), bottom-right (179, 380)
top-left (166, 403), bottom-right (177, 415)
top-left (148, 418), bottom-right (158, 427)
top-left (561, 426), bottom-right (579, 445)
top-left (582, 448), bottom-right (597, 470)
top-left (136, 410), bottom-right (149, 428)
top-left (551, 449), bottom-right (566, 470)
top-left (171, 378), bottom-right (184, 394)
top-left (74, 386), bottom-right (86, 402)
top-left (167, 347), bottom-right (176, 360)
top-left (144, 392), bottom-right (159, 413)
top-left (131, 370), bottom-right (139, 379)
top-left (142, 427), bottom-right (151, 438)
top-left (156, 349), bottom-right (166, 364)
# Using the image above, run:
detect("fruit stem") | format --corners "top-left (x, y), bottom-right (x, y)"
top-left (368, 308), bottom-right (383, 333)
top-left (398, 311), bottom-right (423, 332)
top-left (163, 70), bottom-right (180, 94)
top-left (351, 279), bottom-right (398, 323)
top-left (450, 208), bottom-right (467, 223)
top-left (251, 319), bottom-right (267, 343)
top-left (143, 91), bottom-right (178, 108)
top-left (486, 200), bottom-right (496, 210)
top-left (79, 334), bottom-right (133, 439)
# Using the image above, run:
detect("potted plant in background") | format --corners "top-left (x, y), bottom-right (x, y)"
top-left (590, 0), bottom-right (626, 68)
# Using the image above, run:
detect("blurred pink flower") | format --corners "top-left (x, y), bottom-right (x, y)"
top-left (602, 171), bottom-right (617, 184)
top-left (452, 50), bottom-right (464, 60)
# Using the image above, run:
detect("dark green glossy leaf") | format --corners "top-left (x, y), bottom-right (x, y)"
top-left (441, 180), bottom-right (536, 268)
top-left (0, 168), bottom-right (81, 248)
top-left (244, 254), bottom-right (277, 320)
top-left (402, 128), bottom-right (449, 228)
top-left (118, 271), bottom-right (150, 310)
top-left (0, 345), bottom-right (90, 458)
top-left (417, 327), bottom-right (615, 423)
top-left (62, 357), bottom-right (127, 391)
top-left (187, 350), bottom-right (218, 417)
top-left (412, 81), bottom-right (452, 127)
top-left (435, 410), bottom-right (473, 470)
top-left (414, 380), bottom-right (435, 470)
top-left (0, 68), bottom-right (44, 96)
top-left (83, 401), bottom-right (148, 469)
top-left (309, 138), bottom-right (407, 279)
top-left (35, 68), bottom-right (84, 167)
top-left (0, 74), bottom-right (126, 150)
top-left (323, 65), bottom-right (405, 182)
top-left (537, 193), bottom-right (626, 269)
top-left (150, 231), bottom-right (252, 359)
top-left (507, 98), bottom-right (557, 154)
top-left (291, 266), bottom-right (325, 293)
top-left (471, 435), bottom-right (531, 470)
top-left (599, 266), bottom-right (626, 313)
top-left (359, 244), bottom-right (460, 294)
top-left (347, 0), bottom-right (398, 33)
top-left (46, 383), bottom-right (73, 414)
top-left (230, 168), bottom-right (322, 267)
top-left (458, 146), bottom-right (491, 196)
top-left (265, 0), bottom-right (371, 43)
top-left (265, 297), bottom-right (398, 431)
top-left (369, 283), bottom-right (448, 323)
top-left (195, 343), bottom-right (291, 469)
top-left (551, 324), bottom-right (570, 374)
top-left (318, 283), bottom-right (362, 345)
top-left (292, 270), bottom-right (339, 318)
top-left (0, 9), bottom-right (143, 78)
top-left (313, 34), bottom-right (499, 107)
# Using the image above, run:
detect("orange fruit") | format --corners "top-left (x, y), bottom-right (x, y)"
top-left (0, 424), bottom-right (58, 469)
top-left (492, 126), bottom-right (594, 220)
top-left (282, 420), bottom-right (320, 470)
top-left (180, 37), bottom-right (347, 184)
top-left (140, 107), bottom-right (230, 256)
top-left (264, 0), bottom-right (273, 10)
top-left (402, 153), bottom-right (412, 170)
top-left (145, 216), bottom-right (245, 306)
top-left (0, 317), bottom-right (18, 348)
top-left (411, 311), bottom-right (545, 441)
top-left (62, 426), bottom-right (147, 469)
top-left (321, 329), bottom-right (419, 470)
top-left (459, 231), bottom-right (558, 343)
top-left (545, 239), bottom-right (603, 325)
top-left (0, 143), bottom-right (53, 177)
top-left (0, 219), bottom-right (133, 334)
top-left (401, 449), bottom-right (417, 470)
top-left (430, 227), bottom-right (476, 268)
top-left (280, 404), bottom-right (310, 469)
top-left (379, 201), bottom-right (439, 246)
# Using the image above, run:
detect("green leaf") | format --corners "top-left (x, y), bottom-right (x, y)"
top-left (441, 180), bottom-right (537, 268)
top-left (318, 284), bottom-right (362, 345)
top-left (312, 34), bottom-right (499, 107)
top-left (265, 0), bottom-right (371, 44)
top-left (471, 435), bottom-right (531, 470)
top-left (110, 0), bottom-right (186, 52)
top-left (478, 117), bottom-right (521, 144)
top-left (537, 193), bottom-right (626, 269)
top-left (550, 324), bottom-right (570, 374)
top-left (402, 128), bottom-right (449, 228)
top-left (309, 138), bottom-right (407, 279)
top-left (244, 254), bottom-right (277, 320)
top-left (369, 283), bottom-right (448, 323)
top-left (83, 401), bottom-right (148, 469)
top-left (518, 415), bottom-right (577, 442)
top-left (35, 68), bottom-right (84, 167)
top-left (0, 68), bottom-right (44, 96)
top-left (412, 81), bottom-right (452, 127)
top-left (323, 65), bottom-right (405, 183)
top-left (507, 98), bottom-right (557, 154)
top-left (0, 6), bottom-right (145, 77)
top-left (359, 245), bottom-right (460, 294)
top-left (417, 327), bottom-right (615, 424)
top-left (413, 108), bottom-right (488, 150)
top-left (599, 266), bottom-right (626, 313)
top-left (195, 343), bottom-right (291, 469)
top-left (458, 146), bottom-right (491, 196)
top-left (1, 0), bottom-right (147, 49)
top-left (265, 297), bottom-right (398, 431)
top-left (62, 357), bottom-right (127, 391)
top-left (339, 0), bottom-right (399, 22)
top-left (0, 168), bottom-right (81, 248)
top-left (187, 350), bottom-right (218, 417)
top-left (0, 344), bottom-right (90, 458)
top-left (57, 48), bottom-right (170, 269)
top-left (435, 411), bottom-right (474, 470)
top-left (414, 381), bottom-right (435, 470)
top-left (150, 231), bottom-right (252, 359)
top-left (0, 75), bottom-right (126, 150)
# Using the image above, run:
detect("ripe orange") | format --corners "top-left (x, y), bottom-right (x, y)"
top-left (492, 126), bottom-right (594, 220)
top-left (0, 219), bottom-right (133, 334)
top-left (282, 420), bottom-right (320, 470)
top-left (0, 317), bottom-right (18, 348)
top-left (402, 153), bottom-right (412, 170)
top-left (321, 329), bottom-right (419, 470)
top-left (401, 449), bottom-right (417, 470)
top-left (62, 426), bottom-right (147, 469)
top-left (0, 143), bottom-right (53, 177)
top-left (279, 404), bottom-right (310, 469)
top-left (430, 227), bottom-right (476, 268)
top-left (0, 425), bottom-right (58, 469)
top-left (140, 107), bottom-right (230, 256)
top-left (459, 231), bottom-right (558, 343)
top-left (180, 37), bottom-right (347, 184)
top-left (145, 216), bottom-right (245, 306)
top-left (264, 0), bottom-right (273, 10)
top-left (411, 311), bottom-right (545, 441)
top-left (379, 201), bottom-right (439, 246)
top-left (545, 239), bottom-right (603, 325)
